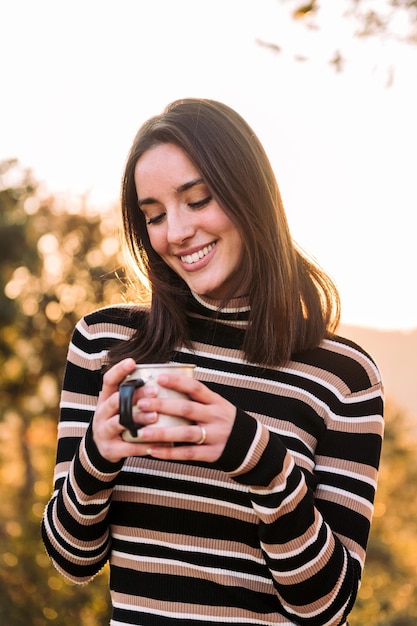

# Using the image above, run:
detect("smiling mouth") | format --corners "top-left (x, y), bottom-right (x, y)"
top-left (180, 242), bottom-right (216, 265)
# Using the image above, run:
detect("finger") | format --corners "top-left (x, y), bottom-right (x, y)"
top-left (95, 389), bottom-right (121, 419)
top-left (97, 394), bottom-right (159, 435)
top-left (144, 433), bottom-right (224, 464)
top-left (103, 408), bottom-right (157, 435)
top-left (156, 374), bottom-right (214, 404)
top-left (137, 396), bottom-right (200, 425)
top-left (137, 422), bottom-right (205, 445)
top-left (96, 430), bottom-right (172, 463)
top-left (100, 358), bottom-right (137, 400)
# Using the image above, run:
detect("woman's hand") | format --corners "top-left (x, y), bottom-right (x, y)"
top-left (134, 372), bottom-right (237, 463)
top-left (92, 360), bottom-right (237, 464)
top-left (92, 358), bottom-right (165, 463)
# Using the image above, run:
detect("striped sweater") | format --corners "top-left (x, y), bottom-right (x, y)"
top-left (42, 293), bottom-right (384, 626)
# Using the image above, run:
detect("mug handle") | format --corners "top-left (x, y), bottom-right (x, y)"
top-left (119, 378), bottom-right (146, 436)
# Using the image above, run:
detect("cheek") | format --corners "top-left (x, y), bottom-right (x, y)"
top-left (147, 229), bottom-right (166, 255)
top-left (232, 241), bottom-right (244, 268)
top-left (227, 227), bottom-right (244, 260)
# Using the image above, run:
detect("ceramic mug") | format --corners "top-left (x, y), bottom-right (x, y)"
top-left (119, 363), bottom-right (196, 442)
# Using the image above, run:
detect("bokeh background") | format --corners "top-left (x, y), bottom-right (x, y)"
top-left (1, 1), bottom-right (416, 624)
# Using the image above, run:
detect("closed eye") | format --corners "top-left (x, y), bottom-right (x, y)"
top-left (188, 195), bottom-right (212, 209)
top-left (146, 212), bottom-right (166, 225)
top-left (145, 194), bottom-right (212, 225)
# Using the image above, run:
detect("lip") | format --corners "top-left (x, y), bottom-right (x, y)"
top-left (177, 241), bottom-right (217, 270)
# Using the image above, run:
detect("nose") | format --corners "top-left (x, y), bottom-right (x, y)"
top-left (166, 208), bottom-right (195, 245)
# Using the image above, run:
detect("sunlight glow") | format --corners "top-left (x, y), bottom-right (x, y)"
top-left (1, 0), bottom-right (416, 330)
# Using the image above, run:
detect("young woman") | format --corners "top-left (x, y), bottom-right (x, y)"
top-left (42, 98), bottom-right (384, 625)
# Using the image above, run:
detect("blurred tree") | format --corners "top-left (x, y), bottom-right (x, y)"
top-left (284, 0), bottom-right (417, 42)
top-left (0, 159), bottom-right (124, 624)
top-left (259, 0), bottom-right (417, 82)
top-left (1, 160), bottom-right (416, 624)
top-left (349, 400), bottom-right (417, 624)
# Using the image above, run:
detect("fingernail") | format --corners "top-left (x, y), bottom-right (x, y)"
top-left (143, 385), bottom-right (158, 397)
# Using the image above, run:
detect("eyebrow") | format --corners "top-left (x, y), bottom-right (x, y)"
top-left (137, 178), bottom-right (205, 207)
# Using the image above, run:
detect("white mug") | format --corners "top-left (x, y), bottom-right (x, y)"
top-left (119, 363), bottom-right (195, 442)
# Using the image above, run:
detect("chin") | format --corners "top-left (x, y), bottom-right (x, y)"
top-left (192, 286), bottom-right (223, 299)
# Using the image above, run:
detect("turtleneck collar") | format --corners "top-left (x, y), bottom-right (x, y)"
top-left (190, 291), bottom-right (250, 313)
top-left (186, 290), bottom-right (251, 328)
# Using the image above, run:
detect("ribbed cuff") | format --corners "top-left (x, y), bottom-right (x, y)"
top-left (73, 424), bottom-right (125, 494)
top-left (214, 408), bottom-right (260, 473)
top-left (214, 409), bottom-right (288, 488)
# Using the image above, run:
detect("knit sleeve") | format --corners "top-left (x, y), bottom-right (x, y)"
top-left (215, 346), bottom-right (384, 626)
top-left (41, 308), bottom-right (135, 582)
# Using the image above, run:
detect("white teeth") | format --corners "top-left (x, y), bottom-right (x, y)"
top-left (181, 243), bottom-right (215, 265)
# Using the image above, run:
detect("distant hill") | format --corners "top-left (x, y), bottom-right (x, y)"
top-left (339, 324), bottom-right (417, 421)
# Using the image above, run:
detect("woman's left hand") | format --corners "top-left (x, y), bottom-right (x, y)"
top-left (135, 372), bottom-right (237, 462)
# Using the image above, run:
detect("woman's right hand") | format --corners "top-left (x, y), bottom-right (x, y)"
top-left (92, 358), bottom-right (161, 463)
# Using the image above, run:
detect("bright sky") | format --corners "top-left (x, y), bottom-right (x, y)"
top-left (2, 0), bottom-right (416, 331)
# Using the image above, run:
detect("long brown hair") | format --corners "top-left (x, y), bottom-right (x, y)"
top-left (109, 98), bottom-right (340, 367)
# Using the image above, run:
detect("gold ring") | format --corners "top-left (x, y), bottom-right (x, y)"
top-left (196, 425), bottom-right (207, 445)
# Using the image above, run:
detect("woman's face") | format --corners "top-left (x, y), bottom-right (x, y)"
top-left (134, 143), bottom-right (245, 300)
